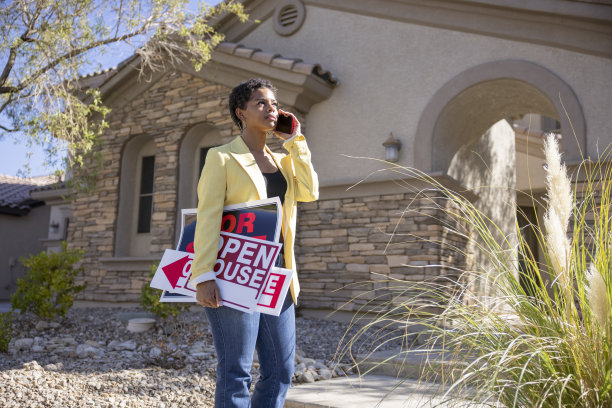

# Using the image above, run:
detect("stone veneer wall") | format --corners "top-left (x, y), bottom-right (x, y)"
top-left (294, 191), bottom-right (470, 312)
top-left (69, 73), bottom-right (237, 301)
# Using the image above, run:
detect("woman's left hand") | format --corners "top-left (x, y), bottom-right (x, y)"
top-left (274, 109), bottom-right (301, 140)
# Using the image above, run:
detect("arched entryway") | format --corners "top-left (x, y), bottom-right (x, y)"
top-left (414, 60), bottom-right (586, 174)
top-left (413, 60), bottom-right (586, 300)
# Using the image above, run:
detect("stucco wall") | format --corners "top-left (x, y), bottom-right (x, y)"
top-left (0, 206), bottom-right (50, 300)
top-left (447, 119), bottom-right (517, 301)
top-left (240, 5), bottom-right (612, 186)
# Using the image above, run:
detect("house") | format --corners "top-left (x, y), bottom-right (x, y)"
top-left (0, 175), bottom-right (69, 300)
top-left (67, 0), bottom-right (612, 315)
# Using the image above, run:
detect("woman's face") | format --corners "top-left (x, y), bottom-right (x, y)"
top-left (236, 87), bottom-right (278, 132)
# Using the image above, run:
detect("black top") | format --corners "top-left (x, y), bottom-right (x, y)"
top-left (262, 169), bottom-right (287, 266)
top-left (262, 169), bottom-right (287, 205)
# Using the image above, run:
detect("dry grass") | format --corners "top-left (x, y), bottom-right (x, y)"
top-left (336, 136), bottom-right (612, 407)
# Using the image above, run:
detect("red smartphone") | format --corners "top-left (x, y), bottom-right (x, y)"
top-left (275, 112), bottom-right (293, 134)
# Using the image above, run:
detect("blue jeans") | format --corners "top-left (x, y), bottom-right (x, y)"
top-left (205, 295), bottom-right (295, 408)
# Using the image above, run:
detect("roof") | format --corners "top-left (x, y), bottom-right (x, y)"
top-left (84, 41), bottom-right (337, 95)
top-left (0, 174), bottom-right (60, 216)
top-left (77, 53), bottom-right (139, 92)
top-left (214, 42), bottom-right (338, 86)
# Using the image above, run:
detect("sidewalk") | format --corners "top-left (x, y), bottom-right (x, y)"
top-left (285, 374), bottom-right (482, 408)
top-left (285, 347), bottom-right (486, 408)
top-left (0, 302), bottom-right (10, 313)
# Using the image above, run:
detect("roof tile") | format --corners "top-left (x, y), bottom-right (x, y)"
top-left (215, 42), bottom-right (338, 86)
top-left (216, 42), bottom-right (242, 54)
top-left (233, 46), bottom-right (261, 59)
top-left (270, 57), bottom-right (301, 71)
top-left (250, 50), bottom-right (282, 65)
top-left (0, 174), bottom-right (59, 213)
top-left (292, 62), bottom-right (317, 75)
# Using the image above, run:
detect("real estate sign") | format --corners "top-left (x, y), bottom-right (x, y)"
top-left (151, 198), bottom-right (292, 315)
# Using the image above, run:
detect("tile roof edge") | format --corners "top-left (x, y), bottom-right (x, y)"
top-left (215, 42), bottom-right (338, 86)
top-left (0, 174), bottom-right (61, 186)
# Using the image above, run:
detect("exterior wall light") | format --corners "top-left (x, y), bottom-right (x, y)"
top-left (383, 132), bottom-right (401, 162)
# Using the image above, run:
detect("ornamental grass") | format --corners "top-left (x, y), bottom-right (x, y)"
top-left (337, 135), bottom-right (612, 407)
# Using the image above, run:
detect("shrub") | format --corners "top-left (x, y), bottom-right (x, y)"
top-left (340, 136), bottom-right (612, 407)
top-left (141, 264), bottom-right (191, 320)
top-left (0, 312), bottom-right (12, 353)
top-left (11, 242), bottom-right (86, 321)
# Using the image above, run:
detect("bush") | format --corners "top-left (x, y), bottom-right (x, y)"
top-left (11, 242), bottom-right (86, 321)
top-left (141, 264), bottom-right (191, 320)
top-left (341, 136), bottom-right (612, 407)
top-left (0, 312), bottom-right (12, 353)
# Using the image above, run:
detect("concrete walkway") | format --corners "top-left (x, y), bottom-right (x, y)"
top-left (285, 374), bottom-right (482, 408)
top-left (285, 347), bottom-right (487, 408)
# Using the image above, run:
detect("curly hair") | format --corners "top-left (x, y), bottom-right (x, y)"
top-left (229, 78), bottom-right (278, 130)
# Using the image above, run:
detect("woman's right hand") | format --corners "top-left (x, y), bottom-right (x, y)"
top-left (196, 280), bottom-right (222, 308)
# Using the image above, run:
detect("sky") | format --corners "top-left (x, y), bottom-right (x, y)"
top-left (0, 0), bottom-right (224, 178)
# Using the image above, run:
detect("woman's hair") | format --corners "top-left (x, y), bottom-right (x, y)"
top-left (229, 78), bottom-right (278, 130)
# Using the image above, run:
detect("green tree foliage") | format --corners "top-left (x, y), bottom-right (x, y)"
top-left (0, 0), bottom-right (247, 174)
top-left (141, 264), bottom-right (191, 320)
top-left (11, 242), bottom-right (86, 321)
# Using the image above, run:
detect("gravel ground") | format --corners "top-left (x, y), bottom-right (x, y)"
top-left (1, 307), bottom-right (406, 407)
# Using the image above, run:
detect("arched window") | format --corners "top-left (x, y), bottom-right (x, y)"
top-left (176, 123), bottom-right (222, 243)
top-left (116, 136), bottom-right (156, 257)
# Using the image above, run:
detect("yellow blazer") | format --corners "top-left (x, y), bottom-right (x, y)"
top-left (190, 134), bottom-right (319, 303)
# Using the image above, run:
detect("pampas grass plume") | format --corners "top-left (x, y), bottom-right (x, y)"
top-left (587, 263), bottom-right (609, 330)
top-left (543, 134), bottom-right (574, 293)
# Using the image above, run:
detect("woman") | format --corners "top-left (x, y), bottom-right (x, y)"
top-left (190, 78), bottom-right (319, 408)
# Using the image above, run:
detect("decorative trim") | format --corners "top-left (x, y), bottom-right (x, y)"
top-left (319, 173), bottom-right (479, 202)
top-left (30, 187), bottom-right (72, 205)
top-left (178, 42), bottom-right (337, 113)
top-left (92, 41), bottom-right (338, 113)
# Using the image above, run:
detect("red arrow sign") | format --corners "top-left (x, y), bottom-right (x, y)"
top-left (162, 255), bottom-right (192, 290)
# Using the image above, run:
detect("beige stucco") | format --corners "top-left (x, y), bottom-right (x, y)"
top-left (447, 119), bottom-right (518, 300)
top-left (238, 5), bottom-right (612, 188)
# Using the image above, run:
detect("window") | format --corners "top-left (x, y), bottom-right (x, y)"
top-left (115, 136), bottom-right (156, 257)
top-left (137, 155), bottom-right (155, 233)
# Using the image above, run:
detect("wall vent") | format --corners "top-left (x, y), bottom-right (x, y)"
top-left (279, 5), bottom-right (299, 27)
top-left (273, 0), bottom-right (306, 36)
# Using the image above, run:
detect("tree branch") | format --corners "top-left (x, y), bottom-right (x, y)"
top-left (0, 7), bottom-right (40, 88)
top-left (0, 123), bottom-right (18, 132)
top-left (0, 48), bottom-right (18, 88)
top-left (14, 26), bottom-right (151, 94)
top-left (0, 86), bottom-right (20, 93)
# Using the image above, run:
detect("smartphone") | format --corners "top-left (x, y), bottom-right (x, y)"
top-left (275, 112), bottom-right (293, 134)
